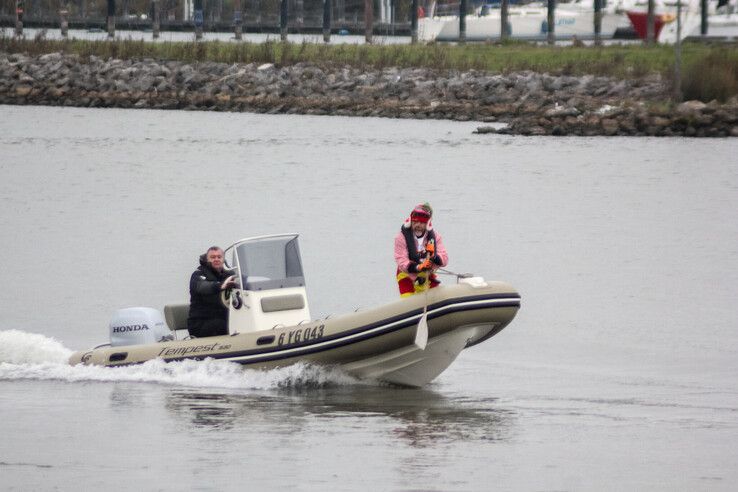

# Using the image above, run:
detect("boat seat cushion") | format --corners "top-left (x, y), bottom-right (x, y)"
top-left (164, 303), bottom-right (189, 331)
top-left (261, 294), bottom-right (305, 312)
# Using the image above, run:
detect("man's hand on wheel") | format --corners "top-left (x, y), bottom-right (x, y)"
top-left (221, 275), bottom-right (237, 290)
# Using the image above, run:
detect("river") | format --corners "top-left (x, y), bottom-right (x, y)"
top-left (0, 104), bottom-right (736, 490)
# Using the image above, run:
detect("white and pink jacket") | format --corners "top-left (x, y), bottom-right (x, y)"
top-left (394, 222), bottom-right (449, 282)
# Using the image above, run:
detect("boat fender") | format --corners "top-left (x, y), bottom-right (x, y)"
top-left (109, 307), bottom-right (172, 347)
top-left (459, 276), bottom-right (488, 288)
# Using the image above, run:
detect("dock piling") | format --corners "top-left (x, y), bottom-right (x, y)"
top-left (106, 0), bottom-right (115, 38)
top-left (594, 0), bottom-right (602, 46)
top-left (233, 0), bottom-right (242, 40)
top-left (700, 0), bottom-right (708, 35)
top-left (323, 0), bottom-right (331, 43)
top-left (501, 0), bottom-right (510, 41)
top-left (14, 0), bottom-right (23, 36)
top-left (459, 0), bottom-right (466, 43)
top-left (365, 0), bottom-right (373, 43)
top-left (194, 0), bottom-right (203, 40)
top-left (152, 0), bottom-right (160, 39)
top-left (280, 0), bottom-right (288, 41)
top-left (411, 0), bottom-right (418, 44)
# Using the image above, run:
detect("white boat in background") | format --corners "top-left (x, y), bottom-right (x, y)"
top-left (418, 0), bottom-right (635, 42)
top-left (663, 0), bottom-right (738, 41)
top-left (626, 0), bottom-right (738, 43)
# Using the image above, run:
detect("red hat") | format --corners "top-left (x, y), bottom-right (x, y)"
top-left (410, 203), bottom-right (433, 223)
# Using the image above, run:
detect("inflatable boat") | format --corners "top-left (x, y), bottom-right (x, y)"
top-left (69, 234), bottom-right (521, 387)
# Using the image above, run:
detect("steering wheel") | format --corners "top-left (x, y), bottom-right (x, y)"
top-left (220, 274), bottom-right (243, 309)
top-left (220, 287), bottom-right (232, 309)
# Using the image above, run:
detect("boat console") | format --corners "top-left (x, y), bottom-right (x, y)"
top-left (223, 234), bottom-right (311, 334)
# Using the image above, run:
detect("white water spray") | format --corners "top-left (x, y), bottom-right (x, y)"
top-left (0, 330), bottom-right (360, 390)
top-left (0, 329), bottom-right (72, 364)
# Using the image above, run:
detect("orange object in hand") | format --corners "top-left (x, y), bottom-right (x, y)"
top-left (425, 242), bottom-right (435, 255)
top-left (418, 258), bottom-right (431, 271)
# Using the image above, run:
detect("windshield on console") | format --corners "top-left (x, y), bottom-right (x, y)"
top-left (229, 235), bottom-right (305, 291)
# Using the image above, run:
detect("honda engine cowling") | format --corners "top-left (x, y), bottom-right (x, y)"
top-left (109, 307), bottom-right (173, 347)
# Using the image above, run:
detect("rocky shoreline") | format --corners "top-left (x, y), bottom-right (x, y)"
top-left (2, 51), bottom-right (737, 137)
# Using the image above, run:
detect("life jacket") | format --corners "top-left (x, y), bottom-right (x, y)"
top-left (401, 226), bottom-right (437, 263)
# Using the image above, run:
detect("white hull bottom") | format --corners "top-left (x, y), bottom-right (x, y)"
top-left (342, 325), bottom-right (481, 387)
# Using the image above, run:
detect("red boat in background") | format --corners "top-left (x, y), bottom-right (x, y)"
top-left (626, 11), bottom-right (676, 39)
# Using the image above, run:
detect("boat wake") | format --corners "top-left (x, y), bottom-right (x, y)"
top-left (0, 329), bottom-right (72, 364)
top-left (0, 330), bottom-right (360, 390)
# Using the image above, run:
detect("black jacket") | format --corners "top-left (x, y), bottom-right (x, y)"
top-left (187, 255), bottom-right (231, 324)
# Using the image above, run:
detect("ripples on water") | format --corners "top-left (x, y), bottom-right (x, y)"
top-left (0, 328), bottom-right (514, 452)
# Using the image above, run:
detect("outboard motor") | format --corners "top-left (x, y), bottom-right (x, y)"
top-left (109, 307), bottom-right (173, 347)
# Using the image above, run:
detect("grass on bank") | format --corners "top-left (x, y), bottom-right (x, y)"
top-left (680, 48), bottom-right (738, 102)
top-left (2, 33), bottom-right (737, 101)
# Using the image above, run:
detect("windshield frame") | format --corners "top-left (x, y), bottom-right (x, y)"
top-left (223, 233), bottom-right (305, 291)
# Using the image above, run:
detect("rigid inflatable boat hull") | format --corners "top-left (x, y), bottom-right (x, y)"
top-left (69, 282), bottom-right (520, 387)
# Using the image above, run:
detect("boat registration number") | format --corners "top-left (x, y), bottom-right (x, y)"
top-left (278, 324), bottom-right (325, 346)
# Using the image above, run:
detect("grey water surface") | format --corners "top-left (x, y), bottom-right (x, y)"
top-left (0, 104), bottom-right (736, 491)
